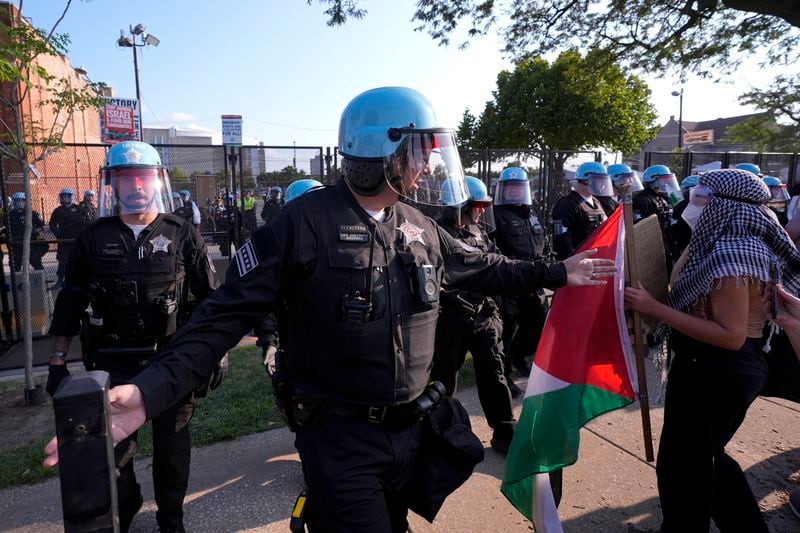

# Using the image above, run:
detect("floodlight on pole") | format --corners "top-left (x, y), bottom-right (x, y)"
top-left (117, 23), bottom-right (160, 139)
top-left (671, 88), bottom-right (684, 151)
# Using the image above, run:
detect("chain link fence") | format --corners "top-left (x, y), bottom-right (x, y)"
top-left (0, 143), bottom-right (798, 367)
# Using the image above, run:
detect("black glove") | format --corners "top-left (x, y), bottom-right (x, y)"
top-left (46, 364), bottom-right (70, 397)
top-left (263, 345), bottom-right (278, 378)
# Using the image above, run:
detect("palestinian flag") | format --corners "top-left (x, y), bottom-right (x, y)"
top-left (501, 206), bottom-right (638, 532)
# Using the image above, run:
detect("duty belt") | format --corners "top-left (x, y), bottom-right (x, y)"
top-left (321, 399), bottom-right (417, 425)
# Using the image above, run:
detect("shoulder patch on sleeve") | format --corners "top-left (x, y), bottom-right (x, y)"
top-left (235, 240), bottom-right (259, 276)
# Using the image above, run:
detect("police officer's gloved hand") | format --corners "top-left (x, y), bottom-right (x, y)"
top-left (46, 364), bottom-right (70, 397)
top-left (263, 345), bottom-right (278, 377)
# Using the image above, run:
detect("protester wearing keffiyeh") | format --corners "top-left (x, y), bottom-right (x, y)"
top-left (669, 168), bottom-right (800, 311)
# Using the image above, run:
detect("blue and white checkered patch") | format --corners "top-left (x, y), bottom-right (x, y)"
top-left (235, 240), bottom-right (259, 277)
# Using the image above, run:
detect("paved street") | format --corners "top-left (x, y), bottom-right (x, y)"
top-left (1, 355), bottom-right (798, 532)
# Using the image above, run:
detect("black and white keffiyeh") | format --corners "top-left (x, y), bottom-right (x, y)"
top-left (668, 169), bottom-right (800, 310)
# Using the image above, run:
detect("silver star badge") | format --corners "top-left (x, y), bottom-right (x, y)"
top-left (397, 220), bottom-right (425, 246)
top-left (150, 234), bottom-right (172, 253)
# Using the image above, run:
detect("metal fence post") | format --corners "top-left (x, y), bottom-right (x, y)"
top-left (0, 155), bottom-right (14, 342)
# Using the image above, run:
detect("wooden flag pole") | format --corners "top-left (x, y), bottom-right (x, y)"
top-left (622, 196), bottom-right (655, 462)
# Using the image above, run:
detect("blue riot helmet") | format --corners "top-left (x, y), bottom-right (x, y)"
top-left (607, 163), bottom-right (643, 194)
top-left (179, 189), bottom-right (191, 200)
top-left (83, 189), bottom-right (96, 200)
top-left (99, 141), bottom-right (172, 217)
top-left (764, 176), bottom-right (790, 210)
top-left (285, 179), bottom-right (324, 204)
top-left (11, 191), bottom-right (25, 209)
top-left (464, 176), bottom-right (495, 233)
top-left (642, 164), bottom-right (681, 198)
top-left (494, 167), bottom-right (532, 206)
top-left (269, 186), bottom-right (282, 200)
top-left (59, 187), bottom-right (76, 206)
top-left (680, 175), bottom-right (699, 192)
top-left (338, 86), bottom-right (466, 205)
top-left (735, 162), bottom-right (761, 176)
top-left (571, 161), bottom-right (614, 197)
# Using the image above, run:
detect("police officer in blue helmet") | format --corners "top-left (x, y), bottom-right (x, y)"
top-left (79, 189), bottom-right (98, 222)
top-left (46, 89), bottom-right (616, 532)
top-left (492, 166), bottom-right (548, 394)
top-left (46, 140), bottom-right (218, 533)
top-left (608, 163), bottom-right (644, 200)
top-left (49, 187), bottom-right (90, 289)
top-left (551, 161), bottom-right (614, 260)
top-left (432, 176), bottom-right (518, 456)
top-left (178, 189), bottom-right (201, 227)
top-left (8, 191), bottom-right (48, 272)
top-left (764, 175), bottom-right (791, 225)
top-left (635, 164), bottom-right (682, 269)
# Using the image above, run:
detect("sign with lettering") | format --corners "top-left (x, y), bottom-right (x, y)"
top-left (683, 129), bottom-right (714, 146)
top-left (221, 115), bottom-right (243, 146)
top-left (100, 97), bottom-right (141, 144)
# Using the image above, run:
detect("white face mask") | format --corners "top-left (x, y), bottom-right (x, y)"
top-left (681, 203), bottom-right (705, 230)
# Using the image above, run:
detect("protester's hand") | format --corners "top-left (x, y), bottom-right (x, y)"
top-left (764, 282), bottom-right (800, 333)
top-left (563, 249), bottom-right (615, 286)
top-left (624, 282), bottom-right (659, 315)
top-left (43, 384), bottom-right (146, 469)
top-left (263, 345), bottom-right (278, 377)
top-left (45, 364), bottom-right (69, 397)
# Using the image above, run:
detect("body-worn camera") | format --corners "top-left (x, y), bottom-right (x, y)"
top-left (342, 291), bottom-right (372, 323)
top-left (412, 264), bottom-right (438, 305)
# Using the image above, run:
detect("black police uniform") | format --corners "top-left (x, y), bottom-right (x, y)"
top-left (173, 202), bottom-right (193, 224)
top-left (551, 190), bottom-right (607, 260)
top-left (79, 199), bottom-right (98, 223)
top-left (128, 180), bottom-right (570, 532)
top-left (598, 196), bottom-right (619, 217)
top-left (430, 214), bottom-right (515, 448)
top-left (492, 204), bottom-right (548, 377)
top-left (50, 202), bottom-right (90, 285)
top-left (260, 197), bottom-right (283, 224)
top-left (669, 198), bottom-right (691, 255)
top-left (9, 206), bottom-right (48, 271)
top-left (633, 187), bottom-right (676, 267)
top-left (49, 213), bottom-right (217, 532)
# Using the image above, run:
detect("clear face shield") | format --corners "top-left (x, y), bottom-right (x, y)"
top-left (582, 173), bottom-right (614, 197)
top-left (463, 200), bottom-right (495, 234)
top-left (494, 180), bottom-right (532, 206)
top-left (384, 129), bottom-right (467, 207)
top-left (99, 167), bottom-right (173, 217)
top-left (768, 184), bottom-right (790, 211)
top-left (611, 171), bottom-right (644, 196)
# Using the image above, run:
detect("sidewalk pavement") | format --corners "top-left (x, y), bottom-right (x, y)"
top-left (1, 354), bottom-right (798, 532)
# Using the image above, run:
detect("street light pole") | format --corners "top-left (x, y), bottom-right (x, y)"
top-left (671, 89), bottom-right (684, 151)
top-left (117, 24), bottom-right (159, 140)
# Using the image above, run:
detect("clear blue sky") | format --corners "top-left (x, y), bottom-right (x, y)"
top-left (16, 0), bottom-right (777, 148)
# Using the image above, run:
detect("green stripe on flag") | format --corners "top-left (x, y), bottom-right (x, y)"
top-left (501, 383), bottom-right (634, 519)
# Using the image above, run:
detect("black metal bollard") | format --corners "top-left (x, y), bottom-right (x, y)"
top-left (53, 371), bottom-right (118, 532)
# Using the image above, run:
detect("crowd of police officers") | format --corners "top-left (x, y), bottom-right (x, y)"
top-left (38, 85), bottom-right (795, 532)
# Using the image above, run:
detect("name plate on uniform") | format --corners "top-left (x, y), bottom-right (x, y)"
top-left (337, 224), bottom-right (370, 242)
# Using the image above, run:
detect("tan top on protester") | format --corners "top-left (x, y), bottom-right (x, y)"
top-left (687, 276), bottom-right (767, 338)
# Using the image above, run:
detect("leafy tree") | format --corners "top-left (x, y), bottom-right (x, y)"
top-left (474, 48), bottom-right (658, 183)
top-left (310, 1), bottom-right (799, 79)
top-left (721, 116), bottom-right (799, 152)
top-left (456, 109), bottom-right (480, 169)
top-left (170, 166), bottom-right (189, 184)
top-left (738, 74), bottom-right (800, 127)
top-left (0, 2), bottom-right (106, 399)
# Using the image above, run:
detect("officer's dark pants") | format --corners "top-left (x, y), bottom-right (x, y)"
top-left (10, 243), bottom-right (45, 271)
top-left (56, 242), bottom-right (73, 282)
top-left (501, 291), bottom-right (548, 373)
top-left (101, 358), bottom-right (195, 532)
top-left (657, 333), bottom-right (769, 533)
top-left (295, 411), bottom-right (420, 533)
top-left (431, 305), bottom-right (514, 437)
